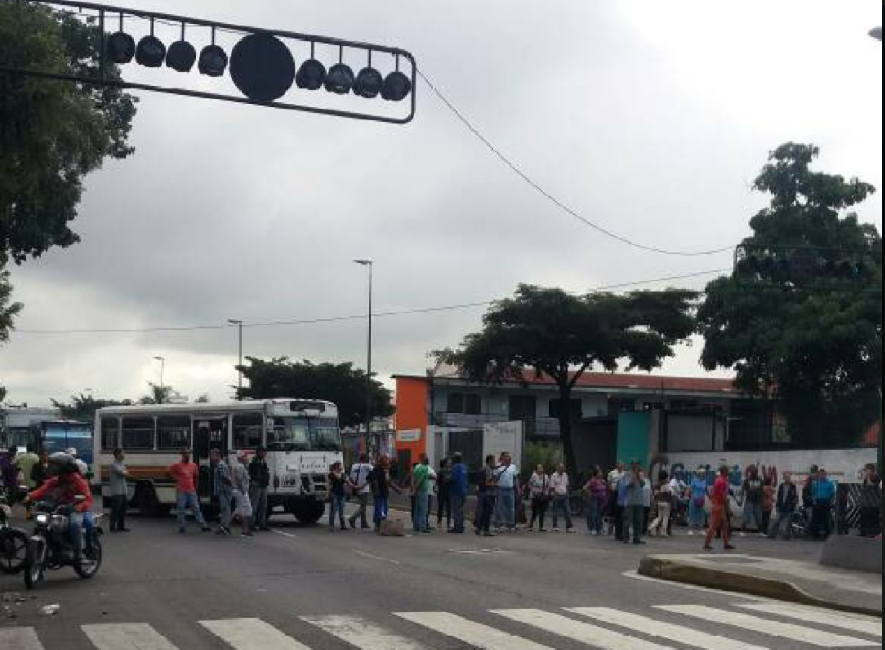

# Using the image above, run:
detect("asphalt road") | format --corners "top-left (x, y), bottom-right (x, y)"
top-left (1, 505), bottom-right (880, 650)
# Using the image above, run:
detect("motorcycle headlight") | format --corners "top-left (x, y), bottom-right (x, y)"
top-left (35, 513), bottom-right (50, 525)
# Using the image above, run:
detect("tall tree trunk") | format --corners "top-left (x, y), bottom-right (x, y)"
top-left (557, 382), bottom-right (578, 479)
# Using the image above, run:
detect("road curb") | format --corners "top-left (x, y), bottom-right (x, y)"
top-left (637, 556), bottom-right (883, 619)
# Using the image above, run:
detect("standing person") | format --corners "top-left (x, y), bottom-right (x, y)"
top-left (761, 477), bottom-right (775, 538)
top-left (411, 454), bottom-right (433, 535)
top-left (649, 470), bottom-right (673, 537)
top-left (802, 465), bottom-right (818, 529)
top-left (859, 464), bottom-right (882, 538)
top-left (0, 447), bottom-right (17, 499)
top-left (108, 448), bottom-right (131, 533)
top-left (449, 453), bottom-right (468, 534)
top-left (607, 463), bottom-right (624, 539)
top-left (476, 455), bottom-right (498, 537)
top-left (14, 444), bottom-right (39, 491)
top-left (169, 449), bottom-right (210, 534)
top-left (584, 468), bottom-right (607, 535)
top-left (741, 465), bottom-right (764, 535)
top-left (30, 449), bottom-right (51, 489)
top-left (370, 455), bottom-right (400, 532)
top-left (348, 453), bottom-right (374, 530)
top-left (687, 468), bottom-right (708, 536)
top-left (809, 467), bottom-right (835, 540)
top-left (769, 472), bottom-right (799, 540)
top-left (328, 461), bottom-right (348, 531)
top-left (210, 448), bottom-right (234, 536)
top-left (248, 447), bottom-right (271, 532)
top-left (528, 465), bottom-right (550, 532)
top-left (231, 452), bottom-right (253, 537)
top-left (622, 460), bottom-right (646, 545)
top-left (436, 458), bottom-right (453, 531)
top-left (494, 452), bottom-right (519, 533)
top-left (549, 464), bottom-right (575, 533)
top-left (66, 447), bottom-right (89, 478)
top-left (667, 470), bottom-right (687, 536)
top-left (640, 471), bottom-right (653, 535)
top-left (704, 465), bottom-right (736, 551)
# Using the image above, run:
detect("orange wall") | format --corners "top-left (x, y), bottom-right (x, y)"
top-left (394, 377), bottom-right (429, 459)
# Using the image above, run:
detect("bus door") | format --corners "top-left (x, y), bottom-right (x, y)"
top-left (193, 417), bottom-right (228, 499)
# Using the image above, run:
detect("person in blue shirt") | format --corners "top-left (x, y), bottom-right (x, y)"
top-left (809, 468), bottom-right (836, 539)
top-left (449, 453), bottom-right (469, 534)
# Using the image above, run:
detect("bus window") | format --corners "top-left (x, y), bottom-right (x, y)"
top-left (101, 417), bottom-right (120, 452)
top-left (122, 417), bottom-right (155, 450)
top-left (268, 417), bottom-right (310, 452)
top-left (232, 413), bottom-right (263, 450)
top-left (157, 416), bottom-right (191, 450)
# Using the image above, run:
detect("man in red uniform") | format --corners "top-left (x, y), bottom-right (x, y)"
top-left (704, 465), bottom-right (736, 551)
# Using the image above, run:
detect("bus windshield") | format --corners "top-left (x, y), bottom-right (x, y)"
top-left (268, 416), bottom-right (341, 452)
top-left (42, 423), bottom-right (93, 464)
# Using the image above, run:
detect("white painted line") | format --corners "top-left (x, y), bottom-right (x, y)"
top-left (355, 550), bottom-right (401, 566)
top-left (396, 611), bottom-right (552, 650)
top-left (301, 615), bottom-right (424, 649)
top-left (493, 609), bottom-right (672, 650)
top-left (272, 530), bottom-right (298, 539)
top-left (567, 607), bottom-right (768, 650)
top-left (657, 605), bottom-right (879, 647)
top-left (82, 624), bottom-right (178, 650)
top-left (200, 618), bottom-right (311, 650)
top-left (737, 602), bottom-right (883, 638)
top-left (0, 628), bottom-right (43, 650)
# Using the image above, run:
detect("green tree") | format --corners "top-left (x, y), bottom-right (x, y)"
top-left (52, 393), bottom-right (132, 423)
top-left (140, 382), bottom-right (173, 405)
top-left (240, 358), bottom-right (394, 428)
top-left (1, 2), bottom-right (137, 266)
top-left (441, 285), bottom-right (697, 475)
top-left (698, 143), bottom-right (882, 448)
top-left (1, 267), bottom-right (22, 399)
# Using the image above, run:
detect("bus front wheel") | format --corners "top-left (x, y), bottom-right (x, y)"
top-left (292, 501), bottom-right (326, 525)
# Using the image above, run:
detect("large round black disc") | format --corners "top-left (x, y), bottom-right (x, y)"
top-left (230, 33), bottom-right (296, 103)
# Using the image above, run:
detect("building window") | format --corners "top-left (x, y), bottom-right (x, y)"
top-left (608, 397), bottom-right (636, 414)
top-left (446, 393), bottom-right (482, 415)
top-left (548, 399), bottom-right (583, 420)
top-left (157, 416), bottom-right (191, 451)
top-left (509, 395), bottom-right (537, 420)
top-left (121, 417), bottom-right (155, 450)
top-left (233, 412), bottom-right (264, 449)
top-left (101, 417), bottom-right (120, 452)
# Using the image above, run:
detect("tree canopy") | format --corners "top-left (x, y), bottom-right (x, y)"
top-left (1, 2), bottom-right (137, 266)
top-left (52, 393), bottom-right (133, 422)
top-left (1, 268), bottom-right (22, 401)
top-left (442, 285), bottom-right (697, 475)
top-left (698, 143), bottom-right (882, 448)
top-left (239, 358), bottom-right (394, 428)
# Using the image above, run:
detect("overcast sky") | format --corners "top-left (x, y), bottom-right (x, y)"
top-left (1, 0), bottom-right (882, 406)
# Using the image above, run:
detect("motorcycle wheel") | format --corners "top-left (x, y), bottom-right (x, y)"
top-left (23, 545), bottom-right (44, 590)
top-left (74, 535), bottom-right (102, 579)
top-left (0, 528), bottom-right (29, 575)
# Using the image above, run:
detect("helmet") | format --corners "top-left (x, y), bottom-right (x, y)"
top-left (47, 452), bottom-right (79, 477)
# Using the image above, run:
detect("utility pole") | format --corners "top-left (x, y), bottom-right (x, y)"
top-left (354, 259), bottom-right (374, 453)
top-left (153, 356), bottom-right (166, 396)
top-left (228, 319), bottom-right (244, 399)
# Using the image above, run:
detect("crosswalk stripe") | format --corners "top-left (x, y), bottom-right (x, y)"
top-left (567, 607), bottom-right (769, 650)
top-left (200, 618), bottom-right (311, 650)
top-left (657, 605), bottom-right (879, 648)
top-left (492, 609), bottom-right (673, 650)
top-left (0, 628), bottom-right (43, 650)
top-left (736, 602), bottom-right (883, 638)
top-left (300, 615), bottom-right (424, 649)
top-left (82, 624), bottom-right (178, 650)
top-left (395, 611), bottom-right (553, 650)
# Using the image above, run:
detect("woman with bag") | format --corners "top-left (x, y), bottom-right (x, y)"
top-left (527, 465), bottom-right (550, 532)
top-left (584, 468), bottom-right (608, 535)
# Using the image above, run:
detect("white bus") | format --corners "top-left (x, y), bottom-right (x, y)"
top-left (93, 399), bottom-right (342, 524)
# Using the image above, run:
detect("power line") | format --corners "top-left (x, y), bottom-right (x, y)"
top-left (13, 268), bottom-right (728, 336)
top-left (417, 69), bottom-right (736, 258)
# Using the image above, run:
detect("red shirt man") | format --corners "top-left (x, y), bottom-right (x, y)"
top-left (704, 466), bottom-right (735, 551)
top-left (169, 450), bottom-right (209, 534)
top-left (27, 472), bottom-right (93, 512)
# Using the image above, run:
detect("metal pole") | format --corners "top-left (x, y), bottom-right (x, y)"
top-left (238, 322), bottom-right (244, 398)
top-left (366, 263), bottom-right (374, 453)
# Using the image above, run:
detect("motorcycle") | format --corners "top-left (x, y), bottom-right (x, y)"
top-left (23, 496), bottom-right (103, 589)
top-left (0, 489), bottom-right (29, 574)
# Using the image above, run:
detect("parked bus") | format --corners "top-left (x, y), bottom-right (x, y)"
top-left (93, 399), bottom-right (342, 524)
top-left (0, 415), bottom-right (91, 469)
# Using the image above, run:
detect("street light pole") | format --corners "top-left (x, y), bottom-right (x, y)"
top-left (153, 356), bottom-right (166, 394)
top-left (354, 260), bottom-right (374, 453)
top-left (228, 319), bottom-right (244, 399)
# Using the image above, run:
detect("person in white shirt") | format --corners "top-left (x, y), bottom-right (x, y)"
top-left (549, 464), bottom-right (575, 532)
top-left (528, 465), bottom-right (550, 532)
top-left (493, 453), bottom-right (519, 533)
top-left (640, 471), bottom-right (653, 535)
top-left (66, 448), bottom-right (89, 478)
top-left (348, 453), bottom-right (374, 530)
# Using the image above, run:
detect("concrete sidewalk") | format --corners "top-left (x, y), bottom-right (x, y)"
top-left (639, 552), bottom-right (883, 617)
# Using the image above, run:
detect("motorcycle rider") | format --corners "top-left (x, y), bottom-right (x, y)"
top-left (23, 453), bottom-right (93, 562)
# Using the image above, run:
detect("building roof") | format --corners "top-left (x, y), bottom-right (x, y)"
top-left (393, 370), bottom-right (738, 395)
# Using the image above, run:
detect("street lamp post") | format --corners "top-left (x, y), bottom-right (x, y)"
top-left (153, 356), bottom-right (166, 394)
top-left (228, 319), bottom-right (244, 399)
top-left (354, 260), bottom-right (374, 452)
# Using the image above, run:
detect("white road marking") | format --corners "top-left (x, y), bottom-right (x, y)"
top-left (271, 530), bottom-right (298, 539)
top-left (492, 609), bottom-right (672, 650)
top-left (301, 615), bottom-right (424, 649)
top-left (200, 618), bottom-right (311, 650)
top-left (396, 611), bottom-right (552, 650)
top-left (657, 605), bottom-right (879, 647)
top-left (355, 550), bottom-right (401, 566)
top-left (567, 607), bottom-right (768, 650)
top-left (82, 623), bottom-right (178, 650)
top-left (737, 602), bottom-right (883, 638)
top-left (0, 628), bottom-right (43, 650)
